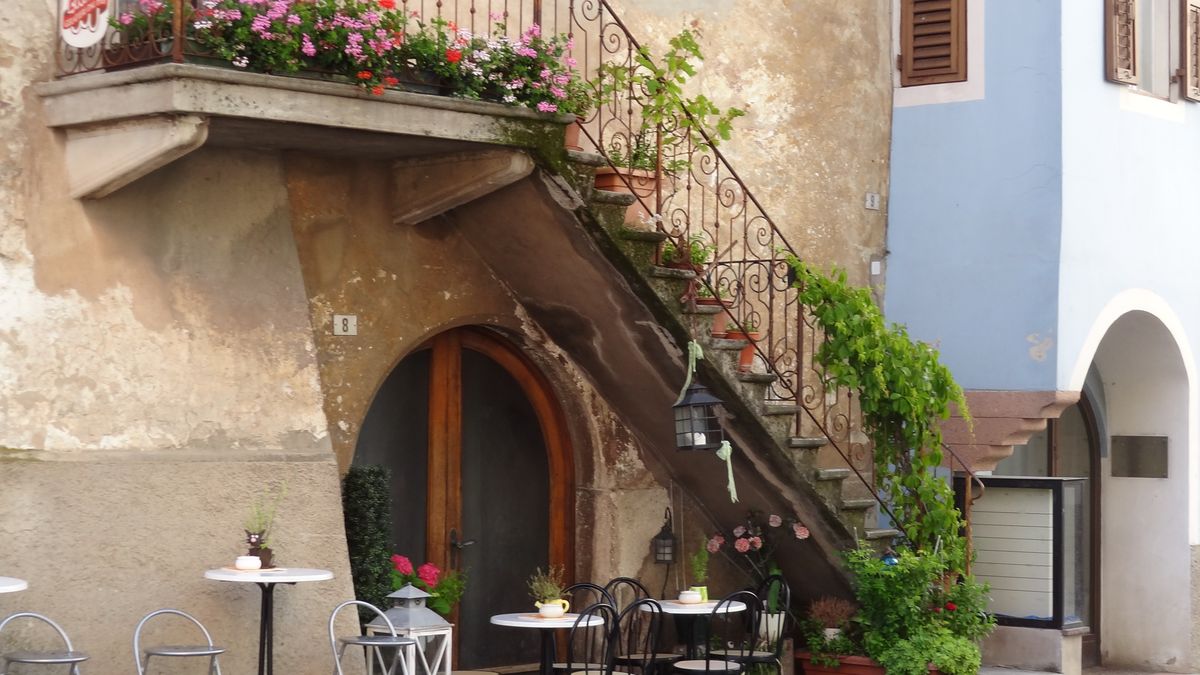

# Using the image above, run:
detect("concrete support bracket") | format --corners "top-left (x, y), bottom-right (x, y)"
top-left (392, 150), bottom-right (534, 225)
top-left (64, 115), bottom-right (210, 199)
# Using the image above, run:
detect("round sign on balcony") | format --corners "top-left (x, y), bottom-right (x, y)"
top-left (59, 0), bottom-right (111, 49)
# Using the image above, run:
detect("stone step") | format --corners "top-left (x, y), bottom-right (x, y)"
top-left (648, 265), bottom-right (696, 280)
top-left (618, 228), bottom-right (668, 243)
top-left (761, 403), bottom-right (801, 416)
top-left (567, 149), bottom-right (607, 166)
top-left (840, 498), bottom-right (877, 511)
top-left (864, 528), bottom-right (901, 541)
top-left (706, 337), bottom-right (749, 351)
top-left (592, 189), bottom-right (637, 207)
top-left (815, 468), bottom-right (851, 481)
top-left (789, 436), bottom-right (829, 449)
top-left (682, 303), bottom-right (723, 316)
top-left (738, 372), bottom-right (777, 384)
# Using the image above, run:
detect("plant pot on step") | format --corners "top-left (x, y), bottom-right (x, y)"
top-left (593, 166), bottom-right (659, 227)
top-left (564, 115), bottom-right (585, 151)
top-left (697, 295), bottom-right (734, 337)
top-left (724, 328), bottom-right (760, 372)
top-left (796, 653), bottom-right (940, 675)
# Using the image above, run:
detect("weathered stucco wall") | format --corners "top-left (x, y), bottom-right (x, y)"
top-left (610, 0), bottom-right (892, 283)
top-left (1, 3), bottom-right (356, 670)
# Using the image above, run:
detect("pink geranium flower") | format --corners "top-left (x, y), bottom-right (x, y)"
top-left (749, 536), bottom-right (763, 550)
top-left (793, 523), bottom-right (810, 540)
top-left (706, 534), bottom-right (724, 554)
top-left (768, 514), bottom-right (783, 528)
top-left (732, 525), bottom-right (747, 537)
top-left (417, 562), bottom-right (440, 586)
top-left (391, 554), bottom-right (414, 575)
top-left (734, 538), bottom-right (751, 553)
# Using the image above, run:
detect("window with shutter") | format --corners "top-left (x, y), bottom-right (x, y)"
top-left (899, 0), bottom-right (967, 86)
top-left (1185, 0), bottom-right (1200, 101)
top-left (1105, 0), bottom-right (1139, 85)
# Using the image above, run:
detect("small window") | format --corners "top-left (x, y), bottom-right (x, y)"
top-left (899, 0), bottom-right (968, 86)
top-left (1107, 0), bottom-right (1194, 101)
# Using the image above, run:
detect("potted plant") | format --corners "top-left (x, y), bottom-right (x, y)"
top-left (527, 566), bottom-right (568, 618)
top-left (390, 554), bottom-right (467, 616)
top-left (688, 548), bottom-right (710, 601)
top-left (724, 319), bottom-right (760, 372)
top-left (661, 234), bottom-right (714, 272)
top-left (809, 596), bottom-right (856, 642)
top-left (243, 485), bottom-right (286, 569)
top-left (696, 284), bottom-right (735, 337)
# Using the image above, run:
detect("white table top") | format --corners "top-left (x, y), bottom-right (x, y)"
top-left (204, 567), bottom-right (333, 584)
top-left (490, 612), bottom-right (605, 629)
top-left (650, 599), bottom-right (747, 615)
top-left (0, 577), bottom-right (28, 594)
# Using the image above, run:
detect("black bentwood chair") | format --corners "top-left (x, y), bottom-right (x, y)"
top-left (554, 602), bottom-right (619, 675)
top-left (603, 578), bottom-right (650, 612)
top-left (671, 590), bottom-right (762, 675)
top-left (564, 582), bottom-right (616, 611)
top-left (614, 598), bottom-right (677, 675)
top-left (710, 576), bottom-right (791, 674)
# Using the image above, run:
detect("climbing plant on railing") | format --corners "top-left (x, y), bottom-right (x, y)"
top-left (787, 258), bottom-right (971, 568)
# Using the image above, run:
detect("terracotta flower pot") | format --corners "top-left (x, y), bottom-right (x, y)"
top-left (593, 166), bottom-right (659, 227)
top-left (796, 653), bottom-right (941, 675)
top-left (725, 329), bottom-right (760, 372)
top-left (564, 116), bottom-right (585, 151)
top-left (697, 296), bottom-right (734, 337)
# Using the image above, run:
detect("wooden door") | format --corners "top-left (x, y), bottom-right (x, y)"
top-left (356, 327), bottom-right (574, 669)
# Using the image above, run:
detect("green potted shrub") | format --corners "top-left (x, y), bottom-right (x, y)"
top-left (661, 234), bottom-right (714, 272)
top-left (528, 566), bottom-right (569, 618)
top-left (688, 548), bottom-right (710, 601)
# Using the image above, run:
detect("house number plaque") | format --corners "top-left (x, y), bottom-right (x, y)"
top-left (333, 315), bottom-right (358, 336)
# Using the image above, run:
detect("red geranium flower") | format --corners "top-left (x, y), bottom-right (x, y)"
top-left (357, 70), bottom-right (373, 80)
top-left (383, 76), bottom-right (399, 87)
top-left (391, 554), bottom-right (414, 575)
top-left (446, 49), bottom-right (462, 63)
top-left (371, 85), bottom-right (385, 96)
top-left (945, 602), bottom-right (957, 611)
top-left (379, 0), bottom-right (395, 7)
top-left (417, 562), bottom-right (440, 586)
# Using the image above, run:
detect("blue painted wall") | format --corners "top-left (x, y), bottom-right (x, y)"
top-left (885, 0), bottom-right (1063, 391)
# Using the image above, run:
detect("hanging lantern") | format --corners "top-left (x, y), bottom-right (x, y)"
top-left (652, 507), bottom-right (677, 564)
top-left (673, 383), bottom-right (725, 451)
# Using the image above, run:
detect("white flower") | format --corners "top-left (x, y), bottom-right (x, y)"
top-left (202, 0), bottom-right (217, 7)
top-left (503, 94), bottom-right (516, 103)
top-left (193, 19), bottom-right (213, 29)
top-left (232, 55), bottom-right (250, 68)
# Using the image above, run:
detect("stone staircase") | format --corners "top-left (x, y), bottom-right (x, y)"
top-left (562, 149), bottom-right (901, 546)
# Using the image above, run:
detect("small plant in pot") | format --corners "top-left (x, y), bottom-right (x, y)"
top-left (528, 565), bottom-right (569, 618)
top-left (661, 234), bottom-right (714, 272)
top-left (809, 596), bottom-right (856, 641)
top-left (243, 485), bottom-right (286, 569)
top-left (724, 319), bottom-right (760, 372)
top-left (688, 548), bottom-right (710, 601)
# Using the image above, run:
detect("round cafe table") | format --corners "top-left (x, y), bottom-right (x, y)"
top-left (648, 599), bottom-right (746, 659)
top-left (0, 578), bottom-right (28, 594)
top-left (205, 567), bottom-right (332, 675)
top-left (490, 612), bottom-right (605, 675)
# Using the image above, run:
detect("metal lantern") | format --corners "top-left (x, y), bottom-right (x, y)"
top-left (673, 383), bottom-right (725, 451)
top-left (367, 583), bottom-right (451, 632)
top-left (652, 507), bottom-right (677, 564)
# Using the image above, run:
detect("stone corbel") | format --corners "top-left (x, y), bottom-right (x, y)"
top-left (393, 150), bottom-right (534, 225)
top-left (64, 115), bottom-right (209, 199)
top-left (941, 390), bottom-right (1080, 472)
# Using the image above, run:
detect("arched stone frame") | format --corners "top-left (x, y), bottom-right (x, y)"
top-left (1063, 290), bottom-right (1196, 669)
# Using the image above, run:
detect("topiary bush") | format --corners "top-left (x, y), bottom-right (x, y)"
top-left (342, 465), bottom-right (394, 622)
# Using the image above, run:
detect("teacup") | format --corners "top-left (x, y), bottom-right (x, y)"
top-left (678, 590), bottom-right (702, 604)
top-left (235, 555), bottom-right (263, 570)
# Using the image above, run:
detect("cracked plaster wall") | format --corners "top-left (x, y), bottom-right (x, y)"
top-left (0, 3), bottom-right (355, 672)
top-left (611, 0), bottom-right (892, 284)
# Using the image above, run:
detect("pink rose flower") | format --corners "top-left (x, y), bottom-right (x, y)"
top-left (706, 537), bottom-right (721, 554)
top-left (391, 554), bottom-right (414, 575)
top-left (732, 525), bottom-right (747, 537)
top-left (417, 562), bottom-right (440, 586)
top-left (768, 514), bottom-right (783, 528)
top-left (749, 536), bottom-right (763, 550)
top-left (793, 523), bottom-right (810, 540)
top-left (734, 538), bottom-right (751, 553)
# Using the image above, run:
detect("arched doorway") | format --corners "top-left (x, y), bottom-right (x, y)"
top-left (354, 327), bottom-right (575, 668)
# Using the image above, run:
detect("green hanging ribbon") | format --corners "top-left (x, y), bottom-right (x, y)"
top-left (674, 340), bottom-right (705, 404)
top-left (715, 441), bottom-right (739, 503)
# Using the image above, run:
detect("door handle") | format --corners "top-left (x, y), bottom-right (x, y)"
top-left (449, 529), bottom-right (477, 569)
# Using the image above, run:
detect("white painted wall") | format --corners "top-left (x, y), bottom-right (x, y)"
top-left (1093, 312), bottom-right (1191, 669)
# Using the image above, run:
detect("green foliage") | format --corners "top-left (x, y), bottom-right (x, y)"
top-left (788, 258), bottom-right (970, 565)
top-left (527, 565), bottom-right (566, 602)
top-left (342, 466), bottom-right (395, 619)
top-left (662, 234), bottom-right (714, 267)
top-left (689, 548), bottom-right (709, 585)
top-left (845, 544), bottom-right (994, 675)
top-left (243, 483), bottom-right (286, 548)
top-left (801, 622), bottom-right (860, 668)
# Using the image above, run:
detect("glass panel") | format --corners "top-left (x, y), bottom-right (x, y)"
top-left (972, 486), bottom-right (1054, 621)
top-left (1062, 481), bottom-right (1086, 627)
top-left (354, 349), bottom-right (431, 560)
top-left (459, 349), bottom-right (550, 668)
top-left (995, 426), bottom-right (1049, 477)
top-left (1138, 0), bottom-right (1172, 98)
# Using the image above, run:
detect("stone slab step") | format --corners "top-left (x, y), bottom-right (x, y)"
top-left (815, 468), bottom-right (851, 481)
top-left (682, 303), bottom-right (723, 315)
top-left (789, 436), bottom-right (828, 449)
top-left (648, 265), bottom-right (696, 280)
top-left (761, 404), bottom-right (801, 416)
top-left (737, 372), bottom-right (777, 384)
top-left (840, 498), bottom-right (877, 511)
top-left (592, 189), bottom-right (637, 206)
top-left (618, 228), bottom-right (668, 243)
top-left (707, 337), bottom-right (749, 351)
top-left (864, 528), bottom-right (901, 540)
top-left (567, 149), bottom-right (606, 166)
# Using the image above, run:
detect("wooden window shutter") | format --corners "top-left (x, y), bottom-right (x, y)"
top-left (1185, 0), bottom-right (1200, 101)
top-left (1105, 0), bottom-right (1138, 85)
top-left (899, 0), bottom-right (967, 86)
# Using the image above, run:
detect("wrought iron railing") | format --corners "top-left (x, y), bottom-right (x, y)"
top-left (54, 0), bottom-right (984, 540)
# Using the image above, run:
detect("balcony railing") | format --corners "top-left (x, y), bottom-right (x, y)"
top-left (54, 0), bottom-right (983, 542)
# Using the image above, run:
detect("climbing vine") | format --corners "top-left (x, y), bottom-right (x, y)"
top-left (788, 258), bottom-right (971, 568)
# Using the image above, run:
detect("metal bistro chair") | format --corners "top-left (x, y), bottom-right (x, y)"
top-left (0, 612), bottom-right (89, 675)
top-left (602, 578), bottom-right (649, 613)
top-left (330, 601), bottom-right (417, 675)
top-left (556, 602), bottom-right (619, 675)
top-left (133, 609), bottom-right (226, 675)
top-left (613, 598), bottom-right (675, 675)
top-left (709, 577), bottom-right (790, 674)
top-left (672, 591), bottom-right (762, 675)
top-left (563, 583), bottom-right (615, 612)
